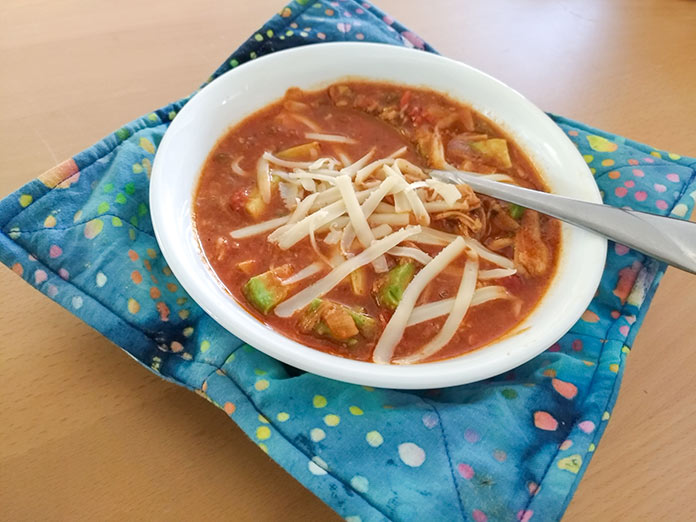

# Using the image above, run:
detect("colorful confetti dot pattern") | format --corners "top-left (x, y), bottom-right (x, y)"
top-left (1, 2), bottom-right (695, 521)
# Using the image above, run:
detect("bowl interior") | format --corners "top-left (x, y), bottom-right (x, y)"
top-left (150, 42), bottom-right (607, 389)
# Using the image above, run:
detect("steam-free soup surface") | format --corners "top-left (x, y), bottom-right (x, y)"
top-left (194, 81), bottom-right (559, 364)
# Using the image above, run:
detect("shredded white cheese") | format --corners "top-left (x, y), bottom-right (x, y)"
top-left (372, 236), bottom-right (467, 364)
top-left (278, 181), bottom-right (299, 210)
top-left (335, 175), bottom-right (375, 249)
top-left (290, 170), bottom-right (341, 184)
top-left (355, 160), bottom-right (393, 184)
top-left (316, 216), bottom-right (349, 233)
top-left (388, 146), bottom-right (408, 158)
top-left (274, 200), bottom-right (346, 249)
top-left (274, 187), bottom-right (378, 249)
top-left (393, 158), bottom-right (423, 176)
top-left (337, 151), bottom-right (352, 166)
top-left (309, 214), bottom-right (331, 266)
top-left (373, 202), bottom-right (396, 214)
top-left (406, 286), bottom-right (510, 326)
top-left (274, 225), bottom-right (422, 317)
top-left (384, 164), bottom-right (430, 225)
top-left (323, 228), bottom-right (343, 245)
top-left (340, 148), bottom-right (375, 177)
top-left (425, 179), bottom-right (462, 207)
top-left (299, 177), bottom-right (316, 192)
top-left (229, 215), bottom-right (290, 239)
top-left (478, 268), bottom-right (517, 280)
top-left (262, 152), bottom-right (317, 169)
top-left (267, 193), bottom-right (318, 242)
top-left (305, 132), bottom-right (357, 144)
top-left (336, 174), bottom-right (388, 273)
top-left (368, 213), bottom-right (411, 226)
top-left (371, 224), bottom-right (393, 239)
top-left (288, 112), bottom-right (322, 132)
top-left (359, 176), bottom-right (399, 219)
top-left (387, 246), bottom-right (433, 265)
top-left (231, 157), bottom-right (246, 176)
top-left (309, 157), bottom-right (339, 170)
top-left (340, 224), bottom-right (356, 256)
top-left (311, 187), bottom-right (341, 208)
top-left (396, 251), bottom-right (479, 364)
top-left (289, 192), bottom-right (318, 223)
top-left (281, 262), bottom-right (324, 285)
top-left (256, 157), bottom-right (271, 204)
top-left (393, 191), bottom-right (411, 213)
top-left (412, 227), bottom-right (515, 269)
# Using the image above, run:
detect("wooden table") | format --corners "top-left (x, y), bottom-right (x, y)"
top-left (2, 1), bottom-right (695, 520)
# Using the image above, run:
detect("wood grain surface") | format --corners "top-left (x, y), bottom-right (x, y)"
top-left (1, 1), bottom-right (695, 520)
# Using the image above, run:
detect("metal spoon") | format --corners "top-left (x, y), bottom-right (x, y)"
top-left (430, 169), bottom-right (696, 274)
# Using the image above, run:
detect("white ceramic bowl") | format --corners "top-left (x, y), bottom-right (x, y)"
top-left (150, 42), bottom-right (606, 389)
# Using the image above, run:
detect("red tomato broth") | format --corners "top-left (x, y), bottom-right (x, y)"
top-left (194, 81), bottom-right (560, 364)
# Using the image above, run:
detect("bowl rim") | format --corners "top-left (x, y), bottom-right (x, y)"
top-left (150, 42), bottom-right (607, 389)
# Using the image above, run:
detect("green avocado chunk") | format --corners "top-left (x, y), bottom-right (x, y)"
top-left (242, 270), bottom-right (288, 314)
top-left (373, 262), bottom-right (416, 310)
top-left (299, 299), bottom-right (378, 345)
top-left (470, 138), bottom-right (512, 169)
top-left (509, 203), bottom-right (526, 220)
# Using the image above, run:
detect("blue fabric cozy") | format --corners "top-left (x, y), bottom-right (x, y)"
top-left (2, 2), bottom-right (695, 520)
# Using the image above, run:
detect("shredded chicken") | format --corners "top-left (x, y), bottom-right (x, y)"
top-left (457, 184), bottom-right (481, 208)
top-left (432, 210), bottom-right (482, 237)
top-left (486, 236), bottom-right (515, 251)
top-left (395, 159), bottom-right (428, 182)
top-left (514, 210), bottom-right (550, 277)
top-left (297, 300), bottom-right (359, 340)
top-left (297, 301), bottom-right (322, 332)
top-left (491, 210), bottom-right (520, 232)
top-left (430, 187), bottom-right (484, 238)
top-left (322, 304), bottom-right (359, 339)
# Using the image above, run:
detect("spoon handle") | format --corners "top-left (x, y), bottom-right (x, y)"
top-left (431, 169), bottom-right (696, 274)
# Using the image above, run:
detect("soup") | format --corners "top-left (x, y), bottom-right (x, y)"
top-left (194, 81), bottom-right (559, 364)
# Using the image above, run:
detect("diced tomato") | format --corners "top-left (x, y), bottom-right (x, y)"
top-left (400, 90), bottom-right (412, 109)
top-left (228, 187), bottom-right (250, 212)
top-left (502, 274), bottom-right (524, 293)
top-left (421, 111), bottom-right (436, 125)
top-left (407, 105), bottom-right (423, 125)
